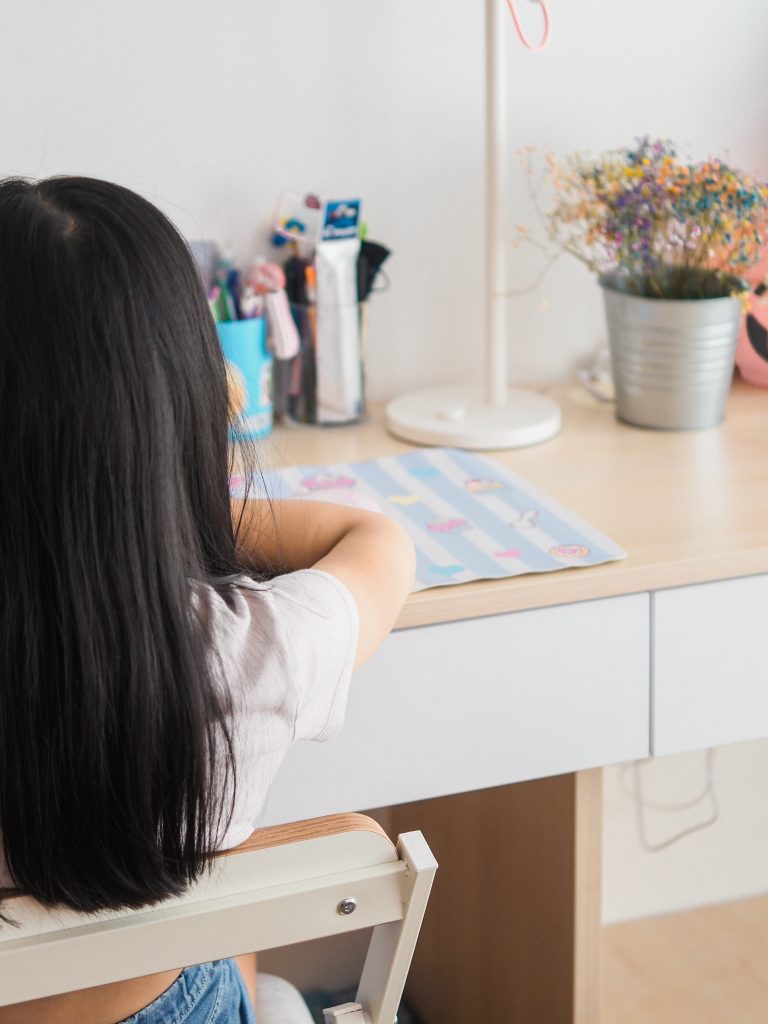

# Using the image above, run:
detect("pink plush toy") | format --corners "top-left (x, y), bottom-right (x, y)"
top-left (737, 254), bottom-right (768, 386)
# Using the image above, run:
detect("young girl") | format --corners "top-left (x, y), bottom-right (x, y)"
top-left (0, 177), bottom-right (415, 1023)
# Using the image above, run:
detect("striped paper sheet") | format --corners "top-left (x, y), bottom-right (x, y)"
top-left (230, 448), bottom-right (626, 592)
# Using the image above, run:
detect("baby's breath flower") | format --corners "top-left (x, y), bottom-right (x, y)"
top-left (515, 137), bottom-right (768, 298)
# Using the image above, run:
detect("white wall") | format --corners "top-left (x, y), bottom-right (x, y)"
top-left (603, 740), bottom-right (768, 923)
top-left (3, 0), bottom-right (767, 923)
top-left (4, 1), bottom-right (768, 400)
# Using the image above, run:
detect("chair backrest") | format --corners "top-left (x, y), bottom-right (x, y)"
top-left (0, 813), bottom-right (436, 1024)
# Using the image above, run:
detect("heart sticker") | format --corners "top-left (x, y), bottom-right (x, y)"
top-left (430, 564), bottom-right (465, 576)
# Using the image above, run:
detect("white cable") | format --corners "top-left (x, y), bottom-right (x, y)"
top-left (622, 750), bottom-right (719, 853)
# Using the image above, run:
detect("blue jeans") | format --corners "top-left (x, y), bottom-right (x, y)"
top-left (121, 960), bottom-right (255, 1024)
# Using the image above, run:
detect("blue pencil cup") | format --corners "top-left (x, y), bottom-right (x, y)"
top-left (217, 317), bottom-right (273, 440)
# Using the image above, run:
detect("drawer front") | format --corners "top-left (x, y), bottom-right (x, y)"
top-left (262, 593), bottom-right (649, 825)
top-left (653, 574), bottom-right (768, 755)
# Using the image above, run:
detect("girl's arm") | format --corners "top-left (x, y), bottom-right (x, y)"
top-left (233, 500), bottom-right (415, 669)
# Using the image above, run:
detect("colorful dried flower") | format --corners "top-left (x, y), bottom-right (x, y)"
top-left (519, 137), bottom-right (768, 299)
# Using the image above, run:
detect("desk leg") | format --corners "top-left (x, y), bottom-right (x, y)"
top-left (384, 769), bottom-right (602, 1024)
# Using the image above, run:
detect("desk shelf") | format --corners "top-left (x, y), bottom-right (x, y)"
top-left (653, 574), bottom-right (768, 756)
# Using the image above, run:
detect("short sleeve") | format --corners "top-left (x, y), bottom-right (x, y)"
top-left (246, 569), bottom-right (360, 742)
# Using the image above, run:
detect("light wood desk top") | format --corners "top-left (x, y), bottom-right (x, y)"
top-left (262, 379), bottom-right (768, 629)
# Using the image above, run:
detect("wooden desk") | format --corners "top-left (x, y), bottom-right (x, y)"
top-left (260, 380), bottom-right (768, 1024)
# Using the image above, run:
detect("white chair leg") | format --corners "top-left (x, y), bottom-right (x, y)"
top-left (323, 1002), bottom-right (367, 1023)
top-left (354, 831), bottom-right (437, 1024)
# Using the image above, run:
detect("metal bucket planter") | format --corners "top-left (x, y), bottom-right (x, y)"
top-left (601, 277), bottom-right (741, 430)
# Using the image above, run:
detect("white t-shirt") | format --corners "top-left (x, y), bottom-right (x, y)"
top-left (203, 568), bottom-right (359, 850)
top-left (0, 568), bottom-right (359, 886)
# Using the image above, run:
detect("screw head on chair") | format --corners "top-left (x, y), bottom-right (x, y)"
top-left (336, 897), bottom-right (358, 916)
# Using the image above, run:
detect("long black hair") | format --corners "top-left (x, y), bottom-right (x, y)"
top-left (0, 176), bottom-right (249, 913)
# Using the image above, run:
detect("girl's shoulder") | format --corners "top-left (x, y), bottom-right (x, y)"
top-left (202, 568), bottom-right (358, 625)
top-left (197, 570), bottom-right (360, 742)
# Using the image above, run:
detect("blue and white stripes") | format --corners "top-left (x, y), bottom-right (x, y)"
top-left (233, 448), bottom-right (626, 592)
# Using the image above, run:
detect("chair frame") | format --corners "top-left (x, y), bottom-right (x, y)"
top-left (0, 813), bottom-right (436, 1024)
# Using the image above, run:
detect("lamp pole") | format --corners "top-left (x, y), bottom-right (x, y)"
top-left (385, 0), bottom-right (561, 449)
top-left (486, 0), bottom-right (509, 409)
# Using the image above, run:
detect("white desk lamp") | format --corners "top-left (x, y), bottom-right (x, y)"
top-left (386, 0), bottom-right (561, 450)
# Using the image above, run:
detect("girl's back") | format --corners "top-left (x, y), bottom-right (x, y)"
top-left (0, 177), bottom-right (414, 1023)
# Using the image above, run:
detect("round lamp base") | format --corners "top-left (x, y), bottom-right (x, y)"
top-left (385, 386), bottom-right (561, 450)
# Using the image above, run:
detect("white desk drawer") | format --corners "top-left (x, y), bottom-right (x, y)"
top-left (653, 574), bottom-right (768, 755)
top-left (262, 593), bottom-right (650, 825)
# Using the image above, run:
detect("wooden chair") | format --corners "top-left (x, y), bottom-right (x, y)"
top-left (0, 813), bottom-right (437, 1024)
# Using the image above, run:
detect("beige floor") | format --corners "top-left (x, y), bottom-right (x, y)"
top-left (603, 895), bottom-right (768, 1023)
